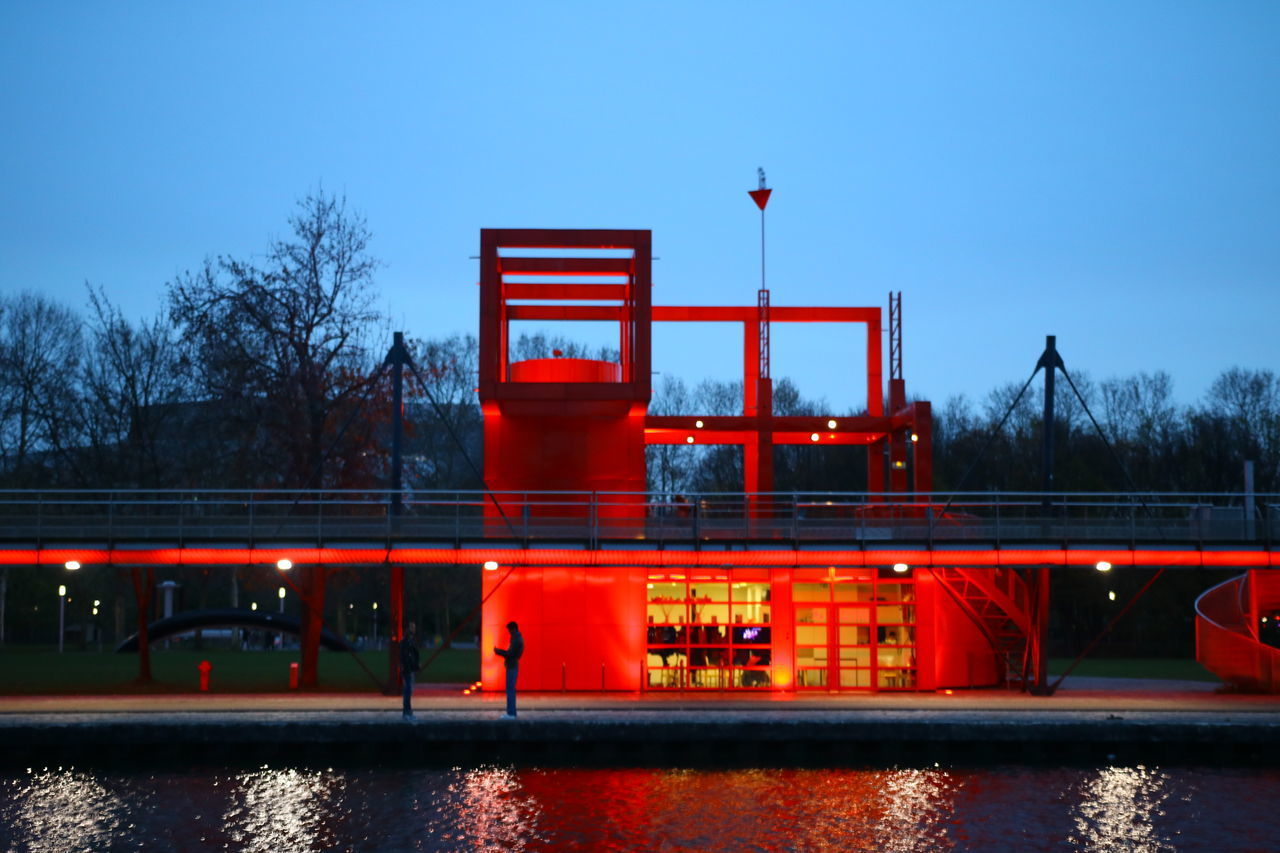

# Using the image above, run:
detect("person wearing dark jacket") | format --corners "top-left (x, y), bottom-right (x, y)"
top-left (493, 621), bottom-right (524, 720)
top-left (400, 622), bottom-right (421, 722)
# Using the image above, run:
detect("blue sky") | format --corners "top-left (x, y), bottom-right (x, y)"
top-left (2, 2), bottom-right (1277, 414)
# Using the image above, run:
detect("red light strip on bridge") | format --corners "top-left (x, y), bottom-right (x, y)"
top-left (3, 547), bottom-right (1276, 570)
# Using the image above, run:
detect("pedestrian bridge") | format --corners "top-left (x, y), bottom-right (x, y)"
top-left (0, 489), bottom-right (1274, 570)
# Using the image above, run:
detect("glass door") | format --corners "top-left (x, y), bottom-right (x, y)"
top-left (793, 575), bottom-right (915, 691)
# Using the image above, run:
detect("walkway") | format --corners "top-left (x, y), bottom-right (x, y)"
top-left (2, 679), bottom-right (1278, 768)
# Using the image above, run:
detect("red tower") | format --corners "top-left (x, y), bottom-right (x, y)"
top-left (479, 229), bottom-right (654, 690)
top-left (478, 228), bottom-right (1003, 694)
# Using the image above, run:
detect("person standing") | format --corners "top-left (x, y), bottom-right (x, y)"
top-left (400, 622), bottom-right (421, 722)
top-left (494, 620), bottom-right (524, 720)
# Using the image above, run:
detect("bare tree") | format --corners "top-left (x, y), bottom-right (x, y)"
top-left (168, 190), bottom-right (384, 489)
top-left (79, 286), bottom-right (190, 487)
top-left (0, 292), bottom-right (83, 485)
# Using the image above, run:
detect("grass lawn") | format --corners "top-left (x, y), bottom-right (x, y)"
top-left (1047, 657), bottom-right (1219, 683)
top-left (0, 646), bottom-right (480, 695)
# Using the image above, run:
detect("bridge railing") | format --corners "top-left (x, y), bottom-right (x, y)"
top-left (0, 489), bottom-right (1274, 548)
top-left (0, 490), bottom-right (1275, 548)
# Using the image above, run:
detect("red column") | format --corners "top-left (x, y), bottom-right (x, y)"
top-left (299, 564), bottom-right (326, 688)
top-left (911, 402), bottom-right (933, 494)
top-left (388, 562), bottom-right (404, 690)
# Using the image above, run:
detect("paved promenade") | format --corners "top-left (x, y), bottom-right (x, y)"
top-left (2, 678), bottom-right (1278, 768)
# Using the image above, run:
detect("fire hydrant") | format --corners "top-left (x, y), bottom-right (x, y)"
top-left (197, 660), bottom-right (212, 692)
top-left (289, 662), bottom-right (299, 689)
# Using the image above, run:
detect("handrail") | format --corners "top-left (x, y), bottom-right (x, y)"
top-left (0, 490), bottom-right (1274, 549)
top-left (1194, 574), bottom-right (1280, 693)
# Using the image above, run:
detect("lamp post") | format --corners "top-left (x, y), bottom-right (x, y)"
top-left (277, 586), bottom-right (286, 651)
top-left (372, 601), bottom-right (379, 649)
top-left (57, 585), bottom-right (67, 653)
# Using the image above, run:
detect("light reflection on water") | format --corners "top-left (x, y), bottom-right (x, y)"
top-left (1, 764), bottom-right (1279, 852)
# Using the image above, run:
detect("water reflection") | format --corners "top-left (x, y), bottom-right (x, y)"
top-left (1070, 765), bottom-right (1173, 852)
top-left (875, 768), bottom-right (959, 852)
top-left (0, 768), bottom-right (123, 851)
top-left (224, 766), bottom-right (346, 852)
top-left (2, 764), bottom-right (1279, 851)
top-left (456, 766), bottom-right (546, 850)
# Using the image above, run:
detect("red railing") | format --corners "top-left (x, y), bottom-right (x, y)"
top-left (1195, 574), bottom-right (1280, 692)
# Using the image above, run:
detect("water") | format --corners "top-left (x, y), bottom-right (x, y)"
top-left (2, 764), bottom-right (1279, 852)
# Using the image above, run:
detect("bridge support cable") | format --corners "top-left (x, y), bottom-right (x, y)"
top-left (398, 352), bottom-right (528, 680)
top-left (939, 335), bottom-right (1169, 695)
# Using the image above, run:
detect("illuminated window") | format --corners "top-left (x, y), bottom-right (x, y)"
top-left (645, 573), bottom-right (771, 690)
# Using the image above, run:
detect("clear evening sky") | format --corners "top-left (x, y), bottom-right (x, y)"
top-left (2, 3), bottom-right (1276, 415)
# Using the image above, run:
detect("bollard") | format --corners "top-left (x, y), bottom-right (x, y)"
top-left (197, 660), bottom-right (212, 692)
top-left (289, 661), bottom-right (299, 689)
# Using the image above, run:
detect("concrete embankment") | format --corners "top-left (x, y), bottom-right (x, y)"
top-left (2, 708), bottom-right (1279, 768)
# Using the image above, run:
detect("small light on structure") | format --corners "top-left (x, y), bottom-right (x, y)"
top-left (1095, 561), bottom-right (1113, 572)
top-left (647, 583), bottom-right (654, 589)
top-left (463, 688), bottom-right (471, 694)
top-left (695, 419), bottom-right (704, 429)
top-left (827, 419), bottom-right (838, 429)
top-left (810, 433), bottom-right (820, 442)
top-left (686, 435), bottom-right (695, 444)
top-left (943, 689), bottom-right (954, 695)
top-left (1108, 591), bottom-right (1117, 601)
top-left (892, 460), bottom-right (906, 469)
top-left (58, 585), bottom-right (66, 597)
top-left (483, 560), bottom-right (499, 572)
top-left (892, 563), bottom-right (909, 574)
top-left (910, 433), bottom-right (919, 443)
top-left (276, 558), bottom-right (293, 571)
top-left (1263, 616), bottom-right (1270, 624)
top-left (64, 560), bottom-right (80, 571)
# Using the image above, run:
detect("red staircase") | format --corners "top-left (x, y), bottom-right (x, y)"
top-left (1196, 571), bottom-right (1280, 692)
top-left (928, 567), bottom-right (1033, 684)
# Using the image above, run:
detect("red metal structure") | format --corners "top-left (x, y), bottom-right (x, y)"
top-left (1196, 569), bottom-right (1280, 691)
top-left (6, 228), bottom-right (1275, 693)
top-left (475, 228), bottom-right (1010, 692)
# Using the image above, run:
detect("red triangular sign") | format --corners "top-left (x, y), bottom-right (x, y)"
top-left (748, 188), bottom-right (772, 210)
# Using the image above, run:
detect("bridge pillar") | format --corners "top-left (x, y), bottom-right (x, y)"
top-left (388, 562), bottom-right (404, 692)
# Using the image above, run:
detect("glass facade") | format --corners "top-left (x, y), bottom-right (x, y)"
top-left (794, 572), bottom-right (916, 690)
top-left (645, 569), bottom-right (916, 691)
top-left (645, 571), bottom-right (772, 689)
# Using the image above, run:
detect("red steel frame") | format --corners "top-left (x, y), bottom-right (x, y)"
top-left (476, 227), bottom-right (973, 693)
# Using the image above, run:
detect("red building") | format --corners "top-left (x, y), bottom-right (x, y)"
top-left (478, 228), bottom-right (1021, 693)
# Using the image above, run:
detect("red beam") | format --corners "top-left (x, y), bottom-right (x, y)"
top-left (506, 305), bottom-right (623, 321)
top-left (3, 547), bottom-right (1275, 570)
top-left (498, 257), bottom-right (633, 275)
top-left (502, 283), bottom-right (628, 301)
top-left (652, 306), bottom-right (880, 324)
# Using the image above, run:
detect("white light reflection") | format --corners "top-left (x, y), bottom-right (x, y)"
top-left (458, 766), bottom-right (546, 850)
top-left (223, 767), bottom-right (344, 852)
top-left (6, 768), bottom-right (123, 850)
top-left (872, 767), bottom-right (958, 852)
top-left (1069, 765), bottom-right (1172, 852)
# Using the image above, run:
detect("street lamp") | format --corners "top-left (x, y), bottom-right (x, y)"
top-left (372, 601), bottom-right (379, 647)
top-left (57, 585), bottom-right (67, 653)
top-left (277, 587), bottom-right (287, 651)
